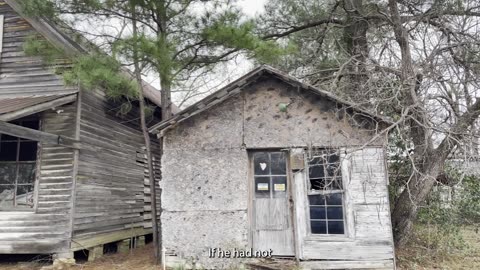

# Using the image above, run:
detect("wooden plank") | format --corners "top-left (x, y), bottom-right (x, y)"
top-left (71, 228), bottom-right (151, 251)
top-left (0, 94), bottom-right (78, 121)
top-left (300, 259), bottom-right (394, 270)
top-left (4, 0), bottom-right (82, 56)
top-left (0, 120), bottom-right (80, 149)
top-left (0, 15), bottom-right (4, 53)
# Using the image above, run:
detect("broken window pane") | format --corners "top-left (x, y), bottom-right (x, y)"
top-left (308, 157), bottom-right (325, 179)
top-left (307, 149), bottom-right (342, 191)
top-left (308, 194), bottom-right (326, 205)
top-left (21, 121), bottom-right (39, 130)
top-left (0, 118), bottom-right (39, 209)
top-left (0, 134), bottom-right (16, 141)
top-left (18, 164), bottom-right (35, 184)
top-left (307, 149), bottom-right (345, 235)
top-left (326, 193), bottom-right (343, 206)
top-left (0, 164), bottom-right (16, 184)
top-left (0, 185), bottom-right (15, 207)
top-left (0, 142), bottom-right (17, 161)
top-left (19, 142), bottom-right (37, 161)
top-left (16, 185), bottom-right (34, 207)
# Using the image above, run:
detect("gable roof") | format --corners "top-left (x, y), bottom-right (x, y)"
top-left (149, 65), bottom-right (393, 134)
top-left (3, 0), bottom-right (165, 108)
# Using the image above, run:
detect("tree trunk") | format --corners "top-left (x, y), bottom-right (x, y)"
top-left (342, 0), bottom-right (369, 97)
top-left (155, 1), bottom-right (172, 266)
top-left (130, 4), bottom-right (161, 264)
top-left (391, 158), bottom-right (444, 246)
top-left (135, 70), bottom-right (161, 264)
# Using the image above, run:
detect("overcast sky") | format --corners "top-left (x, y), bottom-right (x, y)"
top-left (168, 0), bottom-right (269, 107)
top-left (238, 0), bottom-right (266, 17)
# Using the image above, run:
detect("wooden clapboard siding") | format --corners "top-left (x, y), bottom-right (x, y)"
top-left (136, 149), bottom-right (161, 228)
top-left (0, 0), bottom-right (77, 98)
top-left (0, 103), bottom-right (77, 254)
top-left (73, 89), bottom-right (160, 238)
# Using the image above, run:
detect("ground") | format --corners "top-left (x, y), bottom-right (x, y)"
top-left (0, 228), bottom-right (478, 270)
top-left (0, 245), bottom-right (158, 270)
top-left (396, 227), bottom-right (480, 270)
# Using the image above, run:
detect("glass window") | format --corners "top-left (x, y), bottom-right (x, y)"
top-left (253, 151), bottom-right (287, 198)
top-left (0, 119), bottom-right (39, 209)
top-left (306, 149), bottom-right (345, 235)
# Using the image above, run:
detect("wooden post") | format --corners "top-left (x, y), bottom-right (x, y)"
top-left (0, 94), bottom-right (77, 122)
top-left (0, 120), bottom-right (80, 149)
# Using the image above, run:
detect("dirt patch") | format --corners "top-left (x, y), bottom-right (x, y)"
top-left (0, 244), bottom-right (158, 270)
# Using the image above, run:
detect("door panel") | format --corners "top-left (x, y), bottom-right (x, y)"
top-left (251, 151), bottom-right (295, 256)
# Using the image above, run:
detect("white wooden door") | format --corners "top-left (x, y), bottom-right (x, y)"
top-left (251, 151), bottom-right (295, 256)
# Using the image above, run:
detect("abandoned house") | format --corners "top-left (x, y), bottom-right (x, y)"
top-left (0, 0), bottom-right (163, 261)
top-left (149, 66), bottom-right (396, 270)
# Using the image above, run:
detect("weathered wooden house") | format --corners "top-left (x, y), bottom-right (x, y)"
top-left (0, 0), bottom-right (162, 261)
top-left (149, 66), bottom-right (396, 269)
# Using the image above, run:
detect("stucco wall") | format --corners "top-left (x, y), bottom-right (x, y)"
top-left (161, 78), bottom-right (386, 268)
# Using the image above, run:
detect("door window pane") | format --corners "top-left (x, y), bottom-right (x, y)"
top-left (254, 152), bottom-right (269, 175)
top-left (272, 176), bottom-right (287, 197)
top-left (252, 151), bottom-right (288, 198)
top-left (255, 176), bottom-right (270, 198)
top-left (270, 152), bottom-right (286, 174)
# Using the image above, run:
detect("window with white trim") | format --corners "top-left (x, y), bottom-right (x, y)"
top-left (306, 148), bottom-right (345, 235)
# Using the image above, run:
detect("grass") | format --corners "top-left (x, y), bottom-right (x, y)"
top-left (396, 226), bottom-right (480, 269)
top-left (0, 227), bottom-right (478, 269)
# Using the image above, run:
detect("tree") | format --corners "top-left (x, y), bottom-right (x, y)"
top-left (22, 0), bottom-right (285, 264)
top-left (259, 0), bottom-right (480, 246)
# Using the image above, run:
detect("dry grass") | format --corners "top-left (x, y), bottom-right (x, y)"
top-left (71, 244), bottom-right (159, 270)
top-left (396, 227), bottom-right (480, 269)
top-left (0, 244), bottom-right (158, 270)
top-left (0, 228), bottom-right (478, 270)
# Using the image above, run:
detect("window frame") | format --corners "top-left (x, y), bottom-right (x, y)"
top-left (305, 148), bottom-right (349, 238)
top-left (251, 150), bottom-right (289, 199)
top-left (0, 118), bottom-right (41, 211)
